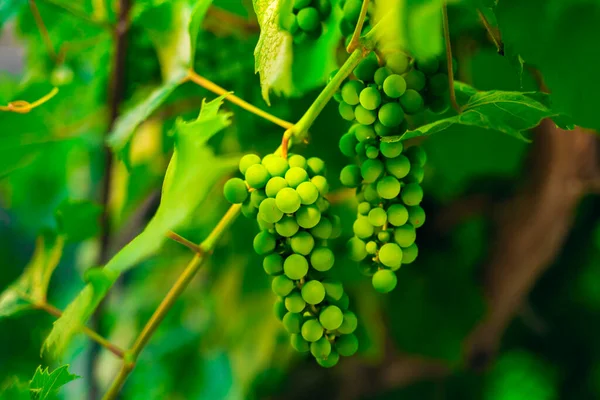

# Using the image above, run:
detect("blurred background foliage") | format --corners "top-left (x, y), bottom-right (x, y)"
top-left (1, 0), bottom-right (599, 399)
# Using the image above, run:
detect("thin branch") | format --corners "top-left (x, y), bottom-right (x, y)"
top-left (166, 231), bottom-right (202, 253)
top-left (29, 0), bottom-right (57, 60)
top-left (442, 1), bottom-right (460, 113)
top-left (477, 9), bottom-right (504, 55)
top-left (346, 0), bottom-right (370, 53)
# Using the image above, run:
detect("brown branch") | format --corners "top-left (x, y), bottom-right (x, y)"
top-left (477, 9), bottom-right (504, 55)
top-left (29, 0), bottom-right (57, 61)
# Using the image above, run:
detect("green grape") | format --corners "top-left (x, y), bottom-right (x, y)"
top-left (355, 105), bottom-right (377, 125)
top-left (316, 351), bottom-right (339, 368)
top-left (284, 253), bottom-right (309, 279)
top-left (385, 53), bottom-right (410, 74)
top-left (385, 155), bottom-right (411, 179)
top-left (394, 224), bottom-right (416, 247)
top-left (366, 241), bottom-right (378, 254)
top-left (272, 275), bottom-right (295, 296)
top-left (288, 154), bottom-right (307, 169)
top-left (322, 279), bottom-right (344, 301)
top-left (275, 187), bottom-right (302, 213)
top-left (341, 80), bottom-right (364, 105)
top-left (378, 102), bottom-right (404, 127)
top-left (347, 237), bottom-right (367, 261)
top-left (296, 181), bottom-right (319, 205)
top-left (378, 243), bottom-right (403, 269)
top-left (331, 215), bottom-right (342, 239)
top-left (340, 164), bottom-right (362, 188)
top-left (378, 230), bottom-right (390, 242)
top-left (401, 183), bottom-right (423, 205)
top-left (387, 204), bottom-right (409, 226)
top-left (263, 156), bottom-right (289, 177)
top-left (317, 0), bottom-right (331, 17)
top-left (301, 319), bottom-right (324, 342)
top-left (285, 167), bottom-right (309, 188)
top-left (407, 205), bottom-right (426, 228)
top-left (339, 132), bottom-right (358, 156)
top-left (358, 262), bottom-right (378, 276)
top-left (285, 291), bottom-right (307, 313)
top-left (307, 157), bottom-right (325, 176)
top-left (368, 207), bottom-right (387, 227)
top-left (416, 57), bottom-right (439, 75)
top-left (335, 333), bottom-right (359, 356)
top-left (372, 269), bottom-right (398, 293)
top-left (399, 89), bottom-right (424, 114)
top-left (331, 292), bottom-right (350, 310)
top-left (297, 7), bottom-right (320, 31)
top-left (406, 164), bottom-right (424, 184)
top-left (275, 216), bottom-right (300, 237)
top-left (311, 336), bottom-right (332, 359)
top-left (250, 189), bottom-right (267, 208)
top-left (310, 247), bottom-right (335, 271)
top-left (281, 12), bottom-right (298, 34)
top-left (429, 73), bottom-right (449, 96)
top-left (265, 176), bottom-right (289, 198)
top-left (259, 198), bottom-right (284, 223)
top-left (342, 0), bottom-right (362, 24)
top-left (406, 146), bottom-right (427, 166)
top-left (338, 311), bottom-right (358, 334)
top-left (283, 312), bottom-right (304, 333)
top-left (338, 102), bottom-right (355, 121)
top-left (354, 53), bottom-right (379, 82)
top-left (383, 74), bottom-right (407, 98)
top-left (253, 231), bottom-right (276, 255)
top-left (319, 305), bottom-right (344, 330)
top-left (257, 217), bottom-right (274, 231)
top-left (223, 178), bottom-right (248, 204)
top-left (239, 153), bottom-right (261, 175)
top-left (358, 201), bottom-right (371, 215)
top-left (311, 218), bottom-right (333, 239)
top-left (374, 67), bottom-right (392, 86)
top-left (380, 141), bottom-right (404, 158)
top-left (245, 164), bottom-right (271, 189)
top-left (359, 87), bottom-right (382, 110)
top-left (366, 146), bottom-right (379, 159)
top-left (363, 183), bottom-right (380, 203)
top-left (316, 197), bottom-right (329, 214)
top-left (241, 201), bottom-right (258, 218)
top-left (311, 175), bottom-right (329, 196)
top-left (294, 0), bottom-right (311, 10)
top-left (296, 205), bottom-right (321, 229)
top-left (355, 141), bottom-right (367, 158)
top-left (293, 31), bottom-right (309, 44)
top-left (290, 333), bottom-right (310, 352)
top-left (361, 159), bottom-right (384, 183)
top-left (301, 280), bottom-right (326, 304)
top-left (402, 243), bottom-right (418, 264)
top-left (374, 121), bottom-right (394, 137)
top-left (353, 217), bottom-right (374, 239)
top-left (376, 176), bottom-right (401, 199)
top-left (274, 298), bottom-right (287, 320)
top-left (263, 253), bottom-right (284, 275)
top-left (290, 231), bottom-right (315, 255)
top-left (403, 69), bottom-right (426, 91)
top-left (354, 124), bottom-right (376, 142)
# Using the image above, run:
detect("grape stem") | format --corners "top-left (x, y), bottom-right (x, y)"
top-left (346, 0), bottom-right (371, 53)
top-left (442, 1), bottom-right (460, 113)
top-left (477, 9), bottom-right (504, 56)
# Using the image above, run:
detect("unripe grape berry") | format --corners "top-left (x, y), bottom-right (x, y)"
top-left (250, 190), bottom-right (267, 208)
top-left (297, 7), bottom-right (320, 31)
top-left (223, 178), bottom-right (248, 204)
top-left (331, 292), bottom-right (350, 310)
top-left (301, 280), bottom-right (326, 304)
top-left (274, 298), bottom-right (287, 320)
top-left (394, 224), bottom-right (416, 247)
top-left (358, 263), bottom-right (377, 277)
top-left (354, 125), bottom-right (376, 142)
top-left (378, 102), bottom-right (404, 127)
top-left (275, 187), bottom-right (302, 213)
top-left (285, 291), bottom-right (307, 313)
top-left (284, 253), bottom-right (309, 279)
top-left (406, 165), bottom-right (424, 184)
top-left (366, 146), bottom-right (379, 159)
top-left (306, 157), bottom-right (325, 176)
top-left (266, 177), bottom-right (289, 198)
top-left (403, 69), bottom-right (426, 91)
top-left (311, 218), bottom-right (333, 240)
top-left (316, 197), bottom-right (330, 214)
top-left (406, 146), bottom-right (427, 167)
top-left (358, 201), bottom-right (371, 215)
top-left (276, 216), bottom-right (300, 237)
top-left (281, 12), bottom-right (298, 34)
top-left (401, 183), bottom-right (423, 206)
top-left (378, 230), bottom-right (390, 242)
top-left (301, 319), bottom-right (324, 342)
top-left (239, 154), bottom-right (261, 175)
top-left (368, 207), bottom-right (387, 227)
top-left (407, 205), bottom-right (426, 228)
top-left (366, 241), bottom-right (378, 254)
top-left (378, 243), bottom-right (403, 269)
top-left (283, 312), bottom-right (304, 333)
top-left (416, 57), bottom-right (440, 75)
top-left (263, 155), bottom-right (289, 177)
top-left (311, 336), bottom-right (332, 359)
top-left (383, 74), bottom-right (407, 98)
top-left (374, 121), bottom-right (393, 137)
top-left (290, 333), bottom-right (310, 352)
top-left (338, 102), bottom-right (355, 121)
top-left (339, 133), bottom-right (358, 156)
top-left (340, 164), bottom-right (362, 188)
top-left (399, 89), bottom-right (424, 114)
top-left (317, 0), bottom-right (331, 17)
top-left (338, 311), bottom-right (358, 334)
top-left (293, 31), bottom-right (309, 44)
top-left (259, 198), bottom-right (284, 223)
top-left (290, 231), bottom-right (315, 255)
top-left (353, 217), bottom-right (374, 239)
top-left (363, 183), bottom-right (380, 203)
top-left (372, 269), bottom-right (398, 293)
top-left (355, 105), bottom-right (377, 126)
top-left (257, 217), bottom-right (274, 231)
top-left (387, 204), bottom-right (409, 226)
top-left (335, 333), bottom-right (359, 356)
top-left (296, 205), bottom-right (321, 229)
top-left (359, 87), bottom-right (382, 110)
top-left (386, 53), bottom-right (410, 74)
top-left (347, 237), bottom-right (367, 261)
top-left (361, 159), bottom-right (384, 183)
top-left (319, 305), bottom-right (344, 330)
top-left (241, 201), bottom-right (258, 218)
top-left (288, 154), bottom-right (307, 169)
top-left (285, 167), bottom-right (309, 188)
top-left (294, 0), bottom-right (311, 10)
top-left (295, 181), bottom-right (319, 205)
top-left (310, 247), bottom-right (335, 271)
top-left (342, 0), bottom-right (362, 24)
top-left (272, 275), bottom-right (295, 296)
top-left (402, 243), bottom-right (418, 264)
top-left (341, 80), bottom-right (364, 105)
top-left (253, 231), bottom-right (276, 255)
top-left (376, 176), bottom-right (401, 199)
top-left (354, 53), bottom-right (379, 82)
top-left (263, 253), bottom-right (284, 275)
top-left (245, 164), bottom-right (271, 189)
top-left (322, 279), bottom-right (344, 301)
top-left (380, 141), bottom-right (404, 158)
top-left (385, 155), bottom-right (411, 179)
top-left (374, 67), bottom-right (392, 86)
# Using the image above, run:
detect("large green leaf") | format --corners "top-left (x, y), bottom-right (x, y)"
top-left (29, 365), bottom-right (79, 400)
top-left (43, 95), bottom-right (239, 357)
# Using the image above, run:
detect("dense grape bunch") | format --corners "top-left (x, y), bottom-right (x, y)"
top-left (223, 153), bottom-right (359, 367)
top-left (280, 0), bottom-right (333, 44)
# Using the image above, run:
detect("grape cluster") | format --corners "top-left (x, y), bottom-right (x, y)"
top-left (223, 153), bottom-right (359, 367)
top-left (280, 0), bottom-right (332, 44)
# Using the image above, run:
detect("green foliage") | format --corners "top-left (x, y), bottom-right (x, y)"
top-left (54, 200), bottom-right (102, 242)
top-left (29, 365), bottom-right (79, 400)
top-left (0, 0), bottom-right (26, 29)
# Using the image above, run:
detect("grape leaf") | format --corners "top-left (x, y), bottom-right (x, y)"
top-left (29, 365), bottom-right (79, 400)
top-left (382, 83), bottom-right (559, 143)
top-left (54, 200), bottom-right (102, 242)
top-left (0, 233), bottom-right (64, 318)
top-left (43, 95), bottom-right (239, 357)
top-left (252, 0), bottom-right (294, 105)
top-left (189, 0), bottom-right (214, 65)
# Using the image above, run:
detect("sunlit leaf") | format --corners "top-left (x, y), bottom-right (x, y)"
top-left (29, 365), bottom-right (79, 400)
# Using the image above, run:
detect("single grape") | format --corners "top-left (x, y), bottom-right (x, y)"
top-left (316, 350), bottom-right (339, 367)
top-left (301, 319), bottom-right (324, 342)
top-left (338, 311), bottom-right (358, 334)
top-left (307, 157), bottom-right (325, 176)
top-left (290, 334), bottom-right (309, 352)
top-left (358, 201), bottom-right (371, 215)
top-left (363, 183), bottom-right (380, 203)
top-left (275, 216), bottom-right (300, 237)
top-left (283, 312), bottom-right (304, 333)
top-left (331, 292), bottom-right (350, 310)
top-left (317, 0), bottom-right (331, 16)
top-left (296, 205), bottom-right (321, 229)
top-left (250, 189), bottom-right (267, 208)
top-left (359, 86), bottom-right (382, 110)
top-left (378, 102), bottom-right (404, 127)
top-left (366, 146), bottom-right (380, 159)
top-left (407, 205), bottom-right (426, 228)
top-left (239, 154), bottom-right (261, 175)
top-left (354, 105), bottom-right (377, 125)
top-left (372, 269), bottom-right (398, 293)
top-left (341, 80), bottom-right (364, 105)
top-left (376, 176), bottom-right (401, 199)
top-left (394, 224), bottom-right (416, 247)
top-left (366, 241), bottom-right (378, 254)
top-left (320, 305), bottom-right (344, 330)
top-left (284, 253), bottom-right (309, 279)
top-left (292, 182), bottom-right (318, 206)
top-left (353, 217), bottom-right (374, 239)
top-left (272, 275), bottom-right (295, 296)
top-left (342, 0), bottom-right (362, 24)
top-left (263, 253), bottom-right (284, 275)
top-left (374, 121), bottom-right (393, 137)
top-left (263, 156), bottom-right (289, 178)
top-left (274, 298), bottom-right (287, 320)
top-left (311, 176), bottom-right (329, 196)
top-left (311, 218), bottom-right (333, 239)
top-left (378, 230), bottom-right (390, 242)
top-left (288, 154), bottom-right (307, 169)
top-left (368, 207), bottom-right (387, 227)
top-left (281, 12), bottom-right (298, 34)
top-left (405, 146), bottom-right (427, 167)
top-left (415, 58), bottom-right (439, 75)
top-left (275, 187), bottom-right (302, 213)
top-left (285, 167), bottom-right (309, 188)
top-left (347, 237), bottom-right (367, 261)
top-left (302, 280), bottom-right (326, 304)
top-left (379, 141), bottom-right (403, 158)
top-left (285, 291), bottom-right (307, 313)
top-left (385, 53), bottom-right (410, 74)
top-left (399, 89), bottom-right (424, 114)
top-left (335, 333), bottom-right (359, 356)
top-left (265, 176), bottom-right (289, 198)
top-left (385, 155), bottom-right (411, 179)
top-left (310, 247), bottom-right (335, 271)
top-left (290, 231), bottom-right (315, 255)
top-left (223, 178), bottom-right (248, 204)
top-left (374, 67), bottom-right (392, 86)
top-left (297, 7), bottom-right (320, 31)
top-left (403, 69), bottom-right (426, 91)
top-left (402, 243), bottom-right (418, 264)
top-left (311, 336), bottom-right (332, 360)
top-left (259, 198), bottom-right (284, 223)
top-left (245, 164), bottom-right (271, 189)
top-left (340, 164), bottom-right (362, 188)
top-left (378, 243), bottom-right (403, 269)
top-left (383, 74), bottom-right (407, 98)
top-left (322, 279), bottom-right (344, 301)
top-left (253, 231), bottom-right (276, 255)
top-left (338, 102), bottom-right (355, 121)
top-left (354, 53), bottom-right (379, 82)
top-left (361, 159), bottom-right (384, 183)
top-left (406, 164), bottom-right (424, 184)
top-left (354, 125), bottom-right (376, 142)
top-left (401, 183), bottom-right (423, 206)
top-left (339, 133), bottom-right (358, 157)
top-left (387, 204), bottom-right (409, 226)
